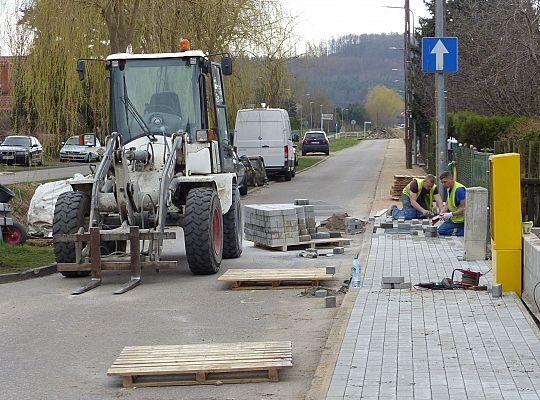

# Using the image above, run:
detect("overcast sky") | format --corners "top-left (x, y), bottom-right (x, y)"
top-left (281, 0), bottom-right (430, 49)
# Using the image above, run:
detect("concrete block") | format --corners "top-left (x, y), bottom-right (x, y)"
top-left (294, 199), bottom-right (310, 205)
top-left (329, 231), bottom-right (342, 238)
top-left (326, 266), bottom-right (336, 274)
top-left (309, 228), bottom-right (317, 234)
top-left (464, 187), bottom-right (489, 261)
top-left (394, 282), bottom-right (412, 289)
top-left (382, 276), bottom-right (405, 284)
top-left (381, 283), bottom-right (394, 289)
top-left (299, 234), bottom-right (311, 242)
top-left (397, 223), bottom-right (411, 230)
top-left (315, 289), bottom-right (327, 298)
top-left (300, 229), bottom-right (309, 235)
top-left (316, 232), bottom-right (330, 239)
top-left (380, 222), bottom-right (394, 229)
top-left (333, 247), bottom-right (345, 254)
top-left (325, 296), bottom-right (337, 308)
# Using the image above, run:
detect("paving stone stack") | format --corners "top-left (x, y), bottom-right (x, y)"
top-left (244, 205), bottom-right (300, 247)
top-left (372, 215), bottom-right (440, 238)
top-left (390, 174), bottom-right (425, 201)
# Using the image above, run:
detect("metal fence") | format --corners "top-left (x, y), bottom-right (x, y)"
top-left (450, 144), bottom-right (492, 189)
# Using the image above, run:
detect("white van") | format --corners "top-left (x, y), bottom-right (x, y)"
top-left (234, 108), bottom-right (297, 181)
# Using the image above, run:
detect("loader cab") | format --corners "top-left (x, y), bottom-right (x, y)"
top-left (106, 50), bottom-right (234, 173)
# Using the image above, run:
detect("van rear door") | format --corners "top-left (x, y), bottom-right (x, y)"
top-left (234, 110), bottom-right (262, 158)
top-left (260, 110), bottom-right (286, 168)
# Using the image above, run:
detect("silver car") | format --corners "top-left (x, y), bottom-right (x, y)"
top-left (59, 134), bottom-right (103, 162)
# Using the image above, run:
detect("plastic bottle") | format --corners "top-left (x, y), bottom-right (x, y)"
top-left (351, 255), bottom-right (363, 288)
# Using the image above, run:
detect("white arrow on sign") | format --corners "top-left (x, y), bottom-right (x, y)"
top-left (431, 39), bottom-right (449, 70)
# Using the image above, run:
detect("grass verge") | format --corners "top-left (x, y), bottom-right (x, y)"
top-left (296, 135), bottom-right (361, 173)
top-left (0, 242), bottom-right (55, 274)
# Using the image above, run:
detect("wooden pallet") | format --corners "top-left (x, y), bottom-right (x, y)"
top-left (218, 268), bottom-right (335, 289)
top-left (253, 237), bottom-right (351, 252)
top-left (108, 341), bottom-right (293, 388)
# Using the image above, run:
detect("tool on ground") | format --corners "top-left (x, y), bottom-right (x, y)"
top-left (416, 268), bottom-right (486, 290)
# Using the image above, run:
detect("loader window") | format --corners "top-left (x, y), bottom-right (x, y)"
top-left (110, 58), bottom-right (203, 144)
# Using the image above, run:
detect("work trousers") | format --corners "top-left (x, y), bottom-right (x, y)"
top-left (438, 219), bottom-right (464, 236)
top-left (391, 194), bottom-right (428, 220)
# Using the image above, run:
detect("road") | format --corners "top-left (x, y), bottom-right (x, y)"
top-left (0, 139), bottom-right (387, 400)
top-left (0, 163), bottom-right (94, 185)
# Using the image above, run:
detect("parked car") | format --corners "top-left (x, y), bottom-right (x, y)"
top-left (301, 130), bottom-right (330, 156)
top-left (59, 133), bottom-right (103, 162)
top-left (233, 152), bottom-right (249, 196)
top-left (0, 135), bottom-right (43, 166)
top-left (234, 108), bottom-right (298, 181)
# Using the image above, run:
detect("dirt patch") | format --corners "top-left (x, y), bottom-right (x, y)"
top-left (320, 212), bottom-right (349, 231)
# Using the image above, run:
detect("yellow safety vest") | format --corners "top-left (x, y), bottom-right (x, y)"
top-left (402, 178), bottom-right (436, 209)
top-left (447, 182), bottom-right (465, 223)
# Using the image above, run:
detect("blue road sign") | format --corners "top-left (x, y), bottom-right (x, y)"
top-left (422, 37), bottom-right (458, 73)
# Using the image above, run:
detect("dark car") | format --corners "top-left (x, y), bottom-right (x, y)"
top-left (301, 130), bottom-right (329, 156)
top-left (0, 135), bottom-right (43, 166)
top-left (233, 152), bottom-right (249, 196)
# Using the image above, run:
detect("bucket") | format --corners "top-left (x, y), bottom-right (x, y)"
top-left (0, 184), bottom-right (15, 203)
top-left (522, 221), bottom-right (533, 235)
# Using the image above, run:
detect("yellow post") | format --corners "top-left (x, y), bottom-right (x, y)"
top-left (489, 153), bottom-right (522, 295)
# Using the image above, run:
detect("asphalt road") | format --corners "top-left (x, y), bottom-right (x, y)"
top-left (0, 139), bottom-right (387, 400)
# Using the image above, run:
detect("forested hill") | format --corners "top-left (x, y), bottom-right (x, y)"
top-left (290, 33), bottom-right (405, 106)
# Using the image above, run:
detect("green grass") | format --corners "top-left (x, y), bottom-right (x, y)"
top-left (329, 136), bottom-right (362, 152)
top-left (295, 135), bottom-right (361, 172)
top-left (0, 243), bottom-right (55, 274)
top-left (296, 156), bottom-right (325, 172)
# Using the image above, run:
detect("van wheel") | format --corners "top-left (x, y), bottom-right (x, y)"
top-left (284, 170), bottom-right (292, 181)
top-left (291, 166), bottom-right (296, 178)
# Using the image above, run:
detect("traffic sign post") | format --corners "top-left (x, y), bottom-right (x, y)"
top-left (422, 37), bottom-right (458, 73)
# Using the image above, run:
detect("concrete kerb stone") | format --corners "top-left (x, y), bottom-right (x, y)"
top-left (0, 263), bottom-right (57, 284)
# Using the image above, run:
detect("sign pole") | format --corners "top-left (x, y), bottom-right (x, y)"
top-left (436, 0), bottom-right (447, 188)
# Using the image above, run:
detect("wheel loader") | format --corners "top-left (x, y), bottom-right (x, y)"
top-left (52, 40), bottom-right (243, 294)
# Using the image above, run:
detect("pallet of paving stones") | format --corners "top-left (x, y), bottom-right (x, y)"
top-left (218, 267), bottom-right (335, 289)
top-left (390, 174), bottom-right (426, 199)
top-left (107, 341), bottom-right (293, 388)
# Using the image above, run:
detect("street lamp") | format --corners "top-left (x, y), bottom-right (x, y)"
top-left (341, 108), bottom-right (348, 132)
top-left (309, 102), bottom-right (314, 129)
top-left (384, 3), bottom-right (415, 168)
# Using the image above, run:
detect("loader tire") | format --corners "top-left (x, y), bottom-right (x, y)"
top-left (53, 191), bottom-right (91, 278)
top-left (222, 184), bottom-right (242, 259)
top-left (184, 187), bottom-right (223, 275)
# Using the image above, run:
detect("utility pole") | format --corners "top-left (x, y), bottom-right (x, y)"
top-left (404, 0), bottom-right (412, 169)
top-left (436, 0), bottom-right (447, 183)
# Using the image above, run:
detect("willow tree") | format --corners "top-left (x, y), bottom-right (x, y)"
top-left (11, 0), bottom-right (295, 154)
top-left (365, 85), bottom-right (404, 127)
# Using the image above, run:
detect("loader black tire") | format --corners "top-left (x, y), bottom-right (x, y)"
top-left (184, 187), bottom-right (223, 275)
top-left (53, 191), bottom-right (91, 278)
top-left (222, 184), bottom-right (242, 259)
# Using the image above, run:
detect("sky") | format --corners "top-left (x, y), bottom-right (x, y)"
top-left (281, 0), bottom-right (430, 49)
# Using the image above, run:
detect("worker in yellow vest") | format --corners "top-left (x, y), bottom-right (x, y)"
top-left (438, 171), bottom-right (466, 236)
top-left (391, 174), bottom-right (444, 220)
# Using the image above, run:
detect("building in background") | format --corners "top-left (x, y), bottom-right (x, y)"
top-left (0, 56), bottom-right (14, 133)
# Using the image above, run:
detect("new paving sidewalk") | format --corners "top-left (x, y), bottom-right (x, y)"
top-left (325, 140), bottom-right (540, 400)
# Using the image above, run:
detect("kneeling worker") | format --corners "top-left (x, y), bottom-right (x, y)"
top-left (391, 174), bottom-right (444, 220)
top-left (438, 171), bottom-right (466, 236)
